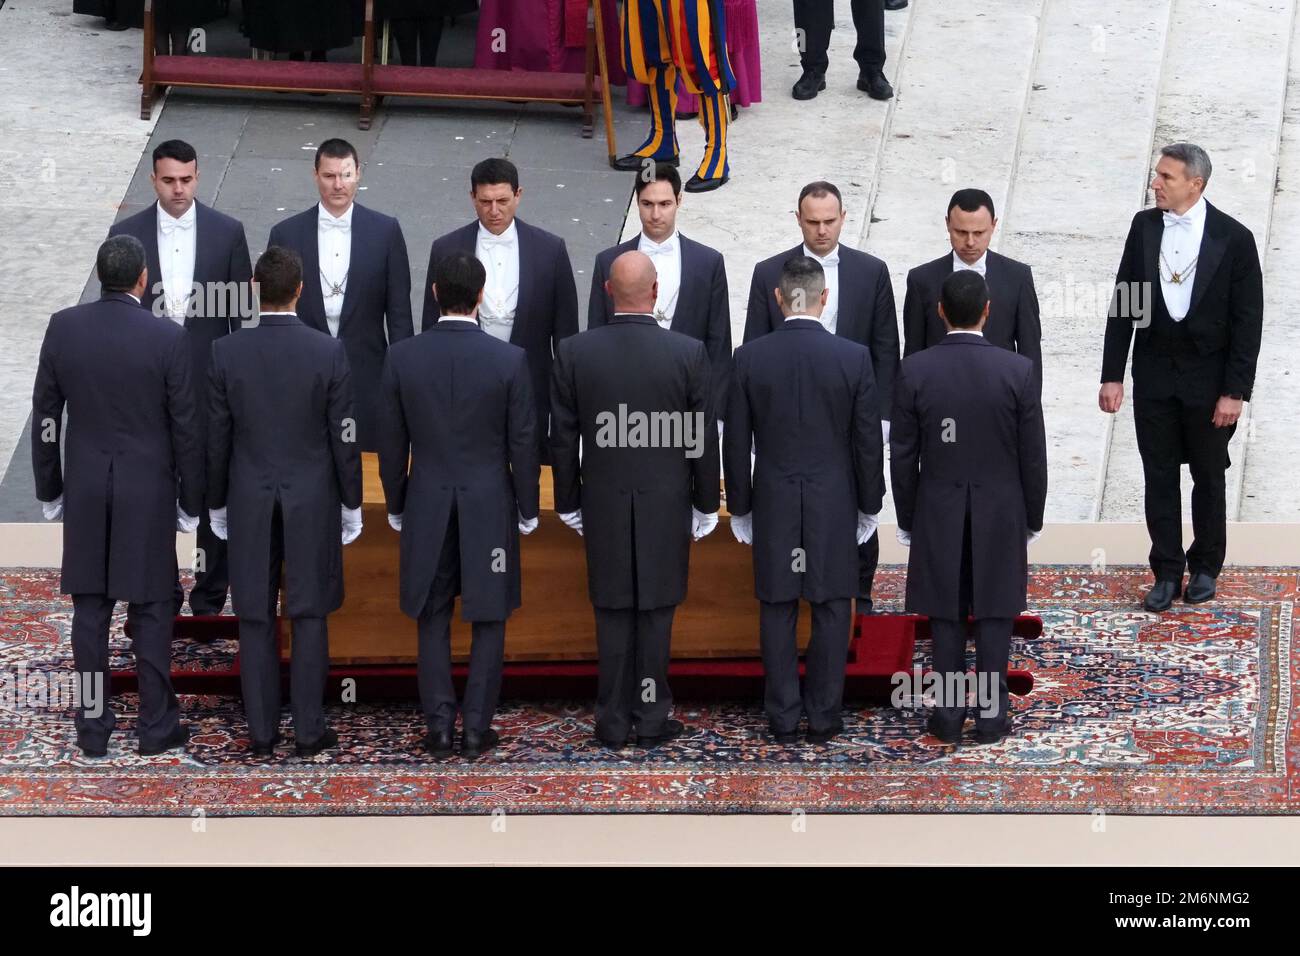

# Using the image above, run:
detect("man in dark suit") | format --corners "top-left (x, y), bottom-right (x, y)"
top-left (206, 247), bottom-right (364, 759)
top-left (551, 252), bottom-right (721, 749)
top-left (1100, 143), bottom-right (1264, 612)
top-left (902, 188), bottom-right (1042, 375)
top-left (32, 236), bottom-right (204, 757)
top-left (892, 271), bottom-right (1048, 746)
top-left (108, 139), bottom-right (254, 617)
top-left (745, 180), bottom-right (898, 613)
top-left (792, 0), bottom-right (893, 101)
top-left (589, 163), bottom-right (732, 423)
top-left (725, 257), bottom-right (884, 745)
top-left (379, 252), bottom-right (541, 760)
top-left (268, 138), bottom-right (414, 453)
top-left (422, 157), bottom-right (578, 463)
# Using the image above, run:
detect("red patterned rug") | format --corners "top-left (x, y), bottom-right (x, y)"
top-left (0, 566), bottom-right (1295, 815)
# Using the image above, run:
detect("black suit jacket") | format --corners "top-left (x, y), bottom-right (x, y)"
top-left (588, 233), bottom-right (732, 420)
top-left (744, 242), bottom-right (898, 419)
top-left (550, 314), bottom-right (721, 610)
top-left (421, 218), bottom-right (579, 462)
top-left (108, 201), bottom-right (253, 439)
top-left (268, 203), bottom-right (414, 451)
top-left (207, 314), bottom-right (363, 621)
top-left (32, 292), bottom-right (204, 603)
top-left (903, 250), bottom-right (1042, 370)
top-left (378, 320), bottom-right (541, 622)
top-left (890, 335), bottom-right (1047, 620)
top-left (724, 319), bottom-right (884, 603)
top-left (1101, 202), bottom-right (1264, 404)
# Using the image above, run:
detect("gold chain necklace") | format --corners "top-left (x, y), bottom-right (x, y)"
top-left (1159, 250), bottom-right (1198, 285)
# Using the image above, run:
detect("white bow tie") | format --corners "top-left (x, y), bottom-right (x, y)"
top-left (957, 260), bottom-right (986, 277)
top-left (319, 215), bottom-right (351, 233)
top-left (160, 214), bottom-right (194, 236)
top-left (810, 250), bottom-right (839, 267)
top-left (1163, 211), bottom-right (1195, 229)
top-left (481, 232), bottom-right (515, 249)
top-left (642, 237), bottom-right (677, 257)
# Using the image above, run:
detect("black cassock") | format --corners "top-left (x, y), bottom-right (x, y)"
top-left (73, 1), bottom-right (225, 29)
top-left (242, 0), bottom-right (364, 53)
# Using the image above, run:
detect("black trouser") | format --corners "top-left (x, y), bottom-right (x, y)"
top-left (391, 16), bottom-right (445, 66)
top-left (929, 616), bottom-right (1012, 736)
top-left (174, 512), bottom-right (230, 615)
top-left (154, 9), bottom-right (194, 55)
top-left (416, 506), bottom-right (507, 736)
top-left (759, 597), bottom-right (852, 733)
top-left (236, 502), bottom-right (330, 746)
top-left (592, 605), bottom-right (676, 743)
top-left (858, 530), bottom-right (879, 605)
top-left (71, 593), bottom-right (179, 750)
top-left (793, 0), bottom-right (885, 76)
top-left (1134, 395), bottom-right (1235, 582)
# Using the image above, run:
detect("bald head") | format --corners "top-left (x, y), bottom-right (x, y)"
top-left (606, 251), bottom-right (659, 315)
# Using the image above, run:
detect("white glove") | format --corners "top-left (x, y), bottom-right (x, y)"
top-left (730, 511), bottom-right (753, 545)
top-left (40, 496), bottom-right (63, 521)
top-left (692, 508), bottom-right (718, 541)
top-left (519, 512), bottom-right (539, 535)
top-left (1028, 528), bottom-right (1042, 546)
top-left (558, 510), bottom-right (583, 536)
top-left (896, 528), bottom-right (912, 547)
top-left (341, 505), bottom-right (363, 545)
top-left (176, 502), bottom-right (200, 534)
top-left (881, 420), bottom-right (891, 445)
top-left (209, 507), bottom-right (228, 541)
top-left (856, 511), bottom-right (880, 545)
top-left (388, 513), bottom-right (403, 532)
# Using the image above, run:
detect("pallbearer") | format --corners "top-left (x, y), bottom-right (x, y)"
top-left (207, 247), bottom-right (364, 759)
top-left (380, 253), bottom-right (541, 760)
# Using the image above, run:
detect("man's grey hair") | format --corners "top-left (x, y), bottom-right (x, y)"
top-left (96, 235), bottom-right (147, 292)
top-left (779, 255), bottom-right (826, 312)
top-left (1161, 142), bottom-right (1212, 187)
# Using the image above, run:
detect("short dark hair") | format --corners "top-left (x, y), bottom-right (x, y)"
top-left (314, 138), bottom-right (359, 170)
top-left (947, 188), bottom-right (996, 222)
top-left (940, 271), bottom-right (989, 328)
top-left (471, 157), bottom-right (520, 193)
top-left (797, 181), bottom-right (843, 212)
top-left (97, 235), bottom-right (147, 292)
top-left (778, 255), bottom-right (826, 311)
top-left (152, 139), bottom-right (198, 171)
top-left (254, 246), bottom-right (304, 309)
top-left (435, 252), bottom-right (487, 315)
top-left (634, 162), bottom-right (682, 197)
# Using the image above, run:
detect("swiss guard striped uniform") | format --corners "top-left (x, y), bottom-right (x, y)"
top-left (613, 0), bottom-right (737, 193)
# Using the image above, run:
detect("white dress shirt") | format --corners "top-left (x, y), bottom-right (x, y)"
top-left (802, 243), bottom-right (841, 334)
top-left (476, 219), bottom-right (520, 342)
top-left (947, 329), bottom-right (985, 337)
top-left (318, 202), bottom-right (354, 338)
top-left (952, 250), bottom-right (987, 277)
top-left (1159, 195), bottom-right (1207, 321)
top-left (157, 200), bottom-right (197, 324)
top-left (639, 230), bottom-right (682, 328)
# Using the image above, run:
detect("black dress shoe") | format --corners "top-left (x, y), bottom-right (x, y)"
top-left (76, 734), bottom-right (108, 758)
top-left (139, 723), bottom-right (190, 757)
top-left (926, 715), bottom-right (962, 745)
top-left (423, 729), bottom-right (454, 758)
top-left (250, 735), bottom-right (280, 759)
top-left (1144, 579), bottom-right (1182, 612)
top-left (792, 70), bottom-right (826, 100)
top-left (611, 153), bottom-right (679, 172)
top-left (684, 173), bottom-right (728, 193)
top-left (1184, 572), bottom-right (1217, 604)
top-left (295, 728), bottom-right (338, 758)
top-left (858, 71), bottom-right (894, 100)
top-left (805, 721), bottom-right (845, 745)
top-left (770, 727), bottom-right (799, 745)
top-left (461, 728), bottom-right (500, 760)
top-left (592, 734), bottom-right (630, 749)
top-left (104, 21), bottom-right (131, 32)
top-left (884, 0), bottom-right (909, 9)
top-left (637, 718), bottom-right (687, 748)
top-left (974, 720), bottom-right (1013, 746)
